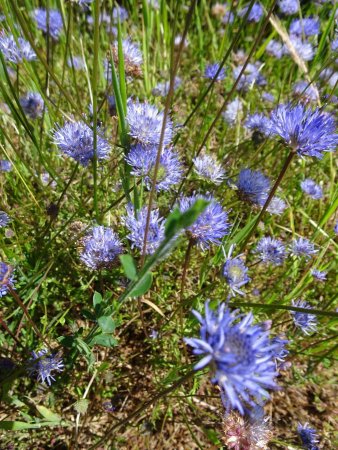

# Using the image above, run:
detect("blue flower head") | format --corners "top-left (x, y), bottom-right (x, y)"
top-left (222, 98), bottom-right (242, 125)
top-left (204, 63), bottom-right (226, 81)
top-left (126, 99), bottom-right (173, 147)
top-left (297, 422), bottom-right (319, 450)
top-left (222, 245), bottom-right (250, 296)
top-left (122, 204), bottom-right (165, 255)
top-left (300, 179), bottom-right (323, 200)
top-left (0, 33), bottom-right (36, 63)
top-left (152, 77), bottom-right (182, 97)
top-left (254, 237), bottom-right (287, 265)
top-left (290, 237), bottom-right (317, 260)
top-left (0, 160), bottom-right (12, 172)
top-left (233, 62), bottom-right (266, 91)
top-left (67, 55), bottom-right (85, 70)
top-left (270, 104), bottom-right (338, 159)
top-left (278, 0), bottom-right (299, 15)
top-left (0, 211), bottom-right (10, 228)
top-left (266, 40), bottom-right (285, 59)
top-left (28, 349), bottom-right (64, 386)
top-left (0, 262), bottom-right (15, 297)
top-left (33, 8), bottom-right (63, 40)
top-left (265, 196), bottom-right (287, 215)
top-left (244, 113), bottom-right (271, 136)
top-left (20, 92), bottom-right (44, 119)
top-left (80, 226), bottom-right (123, 270)
top-left (289, 36), bottom-right (314, 61)
top-left (235, 168), bottom-right (271, 205)
top-left (193, 154), bottom-right (225, 185)
top-left (271, 336), bottom-right (289, 369)
top-left (53, 120), bottom-right (110, 166)
top-left (184, 301), bottom-right (278, 414)
top-left (239, 3), bottom-right (263, 22)
top-left (291, 299), bottom-right (318, 335)
top-left (113, 38), bottom-right (142, 76)
top-left (310, 269), bottom-right (327, 282)
top-left (125, 144), bottom-right (182, 192)
top-left (178, 195), bottom-right (230, 250)
top-left (293, 81), bottom-right (318, 103)
top-left (290, 18), bottom-right (320, 37)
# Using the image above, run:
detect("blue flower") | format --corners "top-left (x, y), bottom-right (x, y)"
top-left (0, 262), bottom-right (15, 297)
top-left (235, 168), bottom-right (271, 206)
top-left (291, 300), bottom-right (318, 335)
top-left (28, 349), bottom-right (64, 386)
top-left (334, 220), bottom-right (338, 235)
top-left (67, 55), bottom-right (85, 70)
top-left (239, 3), bottom-right (263, 22)
top-left (244, 113), bottom-right (271, 135)
top-left (0, 211), bottom-right (10, 228)
top-left (266, 40), bottom-right (285, 59)
top-left (184, 301), bottom-right (278, 414)
top-left (265, 196), bottom-right (287, 215)
top-left (20, 92), bottom-right (44, 119)
top-left (297, 422), bottom-right (319, 450)
top-left (0, 160), bottom-right (12, 172)
top-left (300, 179), bottom-right (323, 199)
top-left (222, 98), bottom-right (243, 125)
top-left (193, 154), bottom-right (225, 185)
top-left (33, 8), bottom-right (63, 40)
top-left (254, 237), bottom-right (287, 265)
top-left (310, 269), bottom-right (327, 282)
top-left (290, 237), bottom-right (317, 260)
top-left (122, 204), bottom-right (165, 255)
top-left (113, 38), bottom-right (142, 76)
top-left (288, 36), bottom-right (314, 61)
top-left (278, 0), bottom-right (299, 15)
top-left (262, 92), bottom-right (275, 103)
top-left (178, 195), bottom-right (230, 250)
top-left (222, 245), bottom-right (250, 296)
top-left (293, 81), bottom-right (318, 103)
top-left (80, 226), bottom-right (123, 270)
top-left (112, 5), bottom-right (129, 23)
top-left (332, 38), bottom-right (338, 52)
top-left (290, 18), bottom-right (320, 37)
top-left (0, 33), bottom-right (36, 63)
top-left (126, 99), bottom-right (173, 147)
top-left (204, 63), bottom-right (226, 81)
top-left (152, 77), bottom-right (182, 97)
top-left (270, 104), bottom-right (338, 159)
top-left (53, 120), bottom-right (110, 166)
top-left (233, 62), bottom-right (266, 91)
top-left (222, 10), bottom-right (235, 24)
top-left (125, 144), bottom-right (182, 192)
top-left (271, 336), bottom-right (289, 368)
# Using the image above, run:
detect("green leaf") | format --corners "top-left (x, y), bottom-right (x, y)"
top-left (90, 334), bottom-right (118, 348)
top-left (0, 421), bottom-right (62, 430)
top-left (119, 254), bottom-right (138, 280)
top-left (93, 291), bottom-right (103, 308)
top-left (128, 272), bottom-right (153, 298)
top-left (35, 406), bottom-right (61, 422)
top-left (165, 200), bottom-right (209, 238)
top-left (97, 316), bottom-right (116, 333)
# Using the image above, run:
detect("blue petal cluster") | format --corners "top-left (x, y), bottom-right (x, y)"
top-left (222, 98), bottom-right (243, 125)
top-left (122, 204), bottom-right (165, 255)
top-left (53, 120), bottom-right (111, 166)
top-left (310, 269), bottom-right (327, 282)
top-left (254, 237), bottom-right (287, 265)
top-left (20, 92), bottom-right (44, 119)
top-left (244, 113), bottom-right (271, 136)
top-left (184, 301), bottom-right (278, 414)
top-left (290, 18), bottom-right (320, 37)
top-left (67, 55), bottom-right (85, 70)
top-left (266, 40), bottom-right (285, 59)
top-left (297, 422), bottom-right (320, 450)
top-left (178, 195), bottom-right (230, 250)
top-left (0, 160), bottom-right (12, 172)
top-left (291, 300), bottom-right (318, 335)
top-left (193, 154), bottom-right (225, 185)
top-left (239, 3), bottom-right (263, 22)
top-left (289, 36), bottom-right (314, 61)
top-left (290, 237), bottom-right (317, 260)
top-left (265, 196), bottom-right (287, 215)
top-left (278, 0), bottom-right (299, 15)
top-left (28, 349), bottom-right (64, 386)
top-left (270, 104), bottom-right (338, 159)
top-left (293, 81), bottom-right (318, 103)
top-left (233, 62), bottom-right (266, 91)
top-left (300, 179), bottom-right (323, 200)
top-left (222, 246), bottom-right (250, 296)
top-left (235, 168), bottom-right (270, 206)
top-left (33, 8), bottom-right (63, 40)
top-left (152, 77), bottom-right (182, 97)
top-left (125, 144), bottom-right (182, 191)
top-left (0, 211), bottom-right (10, 228)
top-left (271, 336), bottom-right (289, 370)
top-left (0, 33), bottom-right (36, 63)
top-left (204, 63), bottom-right (226, 81)
top-left (126, 98), bottom-right (173, 147)
top-left (80, 226), bottom-right (123, 270)
top-left (0, 262), bottom-right (15, 297)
